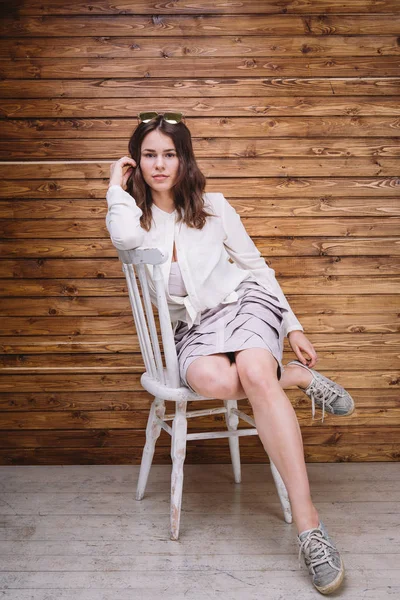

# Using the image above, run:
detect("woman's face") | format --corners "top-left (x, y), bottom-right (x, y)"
top-left (139, 130), bottom-right (180, 193)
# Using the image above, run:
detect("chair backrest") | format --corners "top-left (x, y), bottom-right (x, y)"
top-left (117, 247), bottom-right (181, 389)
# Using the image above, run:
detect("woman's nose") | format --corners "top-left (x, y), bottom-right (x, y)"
top-left (155, 155), bottom-right (165, 168)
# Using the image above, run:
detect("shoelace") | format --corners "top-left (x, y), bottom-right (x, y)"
top-left (298, 530), bottom-right (341, 573)
top-left (306, 378), bottom-right (343, 423)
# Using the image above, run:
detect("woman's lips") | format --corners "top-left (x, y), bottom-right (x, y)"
top-left (152, 175), bottom-right (169, 180)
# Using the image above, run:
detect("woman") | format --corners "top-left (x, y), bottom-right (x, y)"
top-left (106, 111), bottom-right (354, 595)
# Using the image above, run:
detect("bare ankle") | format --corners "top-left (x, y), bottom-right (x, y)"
top-left (288, 364), bottom-right (313, 389)
top-left (295, 506), bottom-right (320, 535)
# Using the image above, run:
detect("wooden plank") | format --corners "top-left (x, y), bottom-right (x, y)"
top-left (1, 332), bottom-right (397, 354)
top-left (0, 294), bottom-right (399, 317)
top-left (2, 36), bottom-right (400, 59)
top-left (0, 349), bottom-right (398, 372)
top-left (1, 332), bottom-right (398, 356)
top-left (0, 407), bottom-right (399, 429)
top-left (1, 462), bottom-right (398, 488)
top-left (1, 158), bottom-right (400, 178)
top-left (1, 138), bottom-right (399, 160)
top-left (1, 426), bottom-right (399, 449)
top-left (2, 57), bottom-right (400, 78)
top-left (1, 492), bottom-right (397, 520)
top-left (1, 78), bottom-right (399, 98)
top-left (1, 216), bottom-right (400, 238)
top-left (0, 388), bottom-right (398, 412)
top-left (0, 371), bottom-right (398, 392)
top-left (1, 15), bottom-right (399, 37)
top-left (0, 444), bottom-right (398, 464)
top-left (0, 462), bottom-right (400, 486)
top-left (2, 197), bottom-right (400, 219)
top-left (0, 277), bottom-right (399, 298)
top-left (2, 117), bottom-right (400, 139)
top-left (0, 311), bottom-right (398, 334)
top-left (1, 237), bottom-right (399, 258)
top-left (1, 257), bottom-right (399, 279)
top-left (3, 97), bottom-right (400, 117)
top-left (3, 511), bottom-right (399, 542)
top-left (0, 239), bottom-right (116, 258)
top-left (2, 178), bottom-right (400, 199)
top-left (13, 0), bottom-right (400, 15)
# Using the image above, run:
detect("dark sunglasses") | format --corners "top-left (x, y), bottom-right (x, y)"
top-left (137, 111), bottom-right (185, 124)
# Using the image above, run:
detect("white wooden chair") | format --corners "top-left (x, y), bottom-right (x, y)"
top-left (118, 246), bottom-right (292, 540)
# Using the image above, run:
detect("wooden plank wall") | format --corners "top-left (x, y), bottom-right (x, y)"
top-left (0, 1), bottom-right (399, 465)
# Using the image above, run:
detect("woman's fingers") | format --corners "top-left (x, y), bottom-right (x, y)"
top-left (122, 166), bottom-right (134, 185)
top-left (288, 332), bottom-right (318, 368)
top-left (294, 343), bottom-right (318, 368)
top-left (303, 346), bottom-right (318, 368)
top-left (111, 156), bottom-right (136, 171)
top-left (120, 156), bottom-right (136, 168)
top-left (109, 157), bottom-right (136, 187)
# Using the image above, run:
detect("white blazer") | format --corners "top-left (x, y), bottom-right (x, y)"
top-left (105, 184), bottom-right (303, 337)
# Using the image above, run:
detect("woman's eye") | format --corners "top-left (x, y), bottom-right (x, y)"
top-left (143, 153), bottom-right (175, 158)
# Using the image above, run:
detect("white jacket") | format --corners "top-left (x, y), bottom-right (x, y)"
top-left (105, 184), bottom-right (303, 337)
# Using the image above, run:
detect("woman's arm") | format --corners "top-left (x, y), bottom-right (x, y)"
top-left (105, 157), bottom-right (145, 251)
top-left (219, 193), bottom-right (303, 338)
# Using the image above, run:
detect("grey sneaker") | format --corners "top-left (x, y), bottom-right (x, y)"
top-left (298, 521), bottom-right (345, 595)
top-left (287, 360), bottom-right (355, 422)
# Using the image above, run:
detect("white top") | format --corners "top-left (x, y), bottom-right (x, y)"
top-left (105, 185), bottom-right (303, 337)
top-left (168, 261), bottom-right (187, 297)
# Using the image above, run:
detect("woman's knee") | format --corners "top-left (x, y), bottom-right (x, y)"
top-left (186, 354), bottom-right (240, 398)
top-left (235, 349), bottom-right (280, 394)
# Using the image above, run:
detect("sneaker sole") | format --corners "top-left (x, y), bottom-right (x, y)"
top-left (341, 404), bottom-right (355, 417)
top-left (315, 558), bottom-right (345, 595)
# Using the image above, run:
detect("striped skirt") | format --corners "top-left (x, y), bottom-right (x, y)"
top-left (173, 278), bottom-right (288, 393)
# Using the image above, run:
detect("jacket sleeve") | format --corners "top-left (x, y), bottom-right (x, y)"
top-left (219, 193), bottom-right (303, 337)
top-left (105, 184), bottom-right (145, 250)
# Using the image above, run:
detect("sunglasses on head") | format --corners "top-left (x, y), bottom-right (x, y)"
top-left (137, 111), bottom-right (185, 124)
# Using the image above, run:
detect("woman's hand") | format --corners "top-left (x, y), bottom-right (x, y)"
top-left (109, 156), bottom-right (137, 190)
top-left (287, 330), bottom-right (318, 368)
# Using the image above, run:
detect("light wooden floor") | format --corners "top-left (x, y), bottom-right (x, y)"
top-left (0, 462), bottom-right (399, 599)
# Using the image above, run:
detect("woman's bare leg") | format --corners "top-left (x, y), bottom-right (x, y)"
top-left (279, 363), bottom-right (313, 389)
top-left (234, 348), bottom-right (319, 534)
top-left (219, 359), bottom-right (313, 400)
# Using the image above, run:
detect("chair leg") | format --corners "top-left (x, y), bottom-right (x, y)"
top-left (136, 397), bottom-right (165, 501)
top-left (170, 400), bottom-right (188, 541)
top-left (270, 460), bottom-right (293, 524)
top-left (223, 399), bottom-right (241, 484)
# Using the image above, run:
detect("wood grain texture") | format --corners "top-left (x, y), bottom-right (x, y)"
top-left (10, 0), bottom-right (400, 15)
top-left (1, 257), bottom-right (399, 278)
top-left (0, 295), bottom-right (398, 316)
top-left (1, 237), bottom-right (399, 258)
top-left (1, 15), bottom-right (400, 37)
top-left (2, 57), bottom-right (400, 78)
top-left (2, 36), bottom-right (400, 59)
top-left (2, 117), bottom-right (400, 138)
top-left (1, 159), bottom-right (400, 177)
top-left (1, 178), bottom-right (400, 197)
top-left (1, 197), bottom-right (400, 218)
top-left (0, 1), bottom-right (399, 465)
top-left (1, 139), bottom-right (399, 159)
top-left (1, 78), bottom-right (399, 99)
top-left (3, 97), bottom-right (400, 117)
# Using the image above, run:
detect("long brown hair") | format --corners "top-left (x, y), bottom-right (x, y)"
top-left (127, 116), bottom-right (215, 231)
